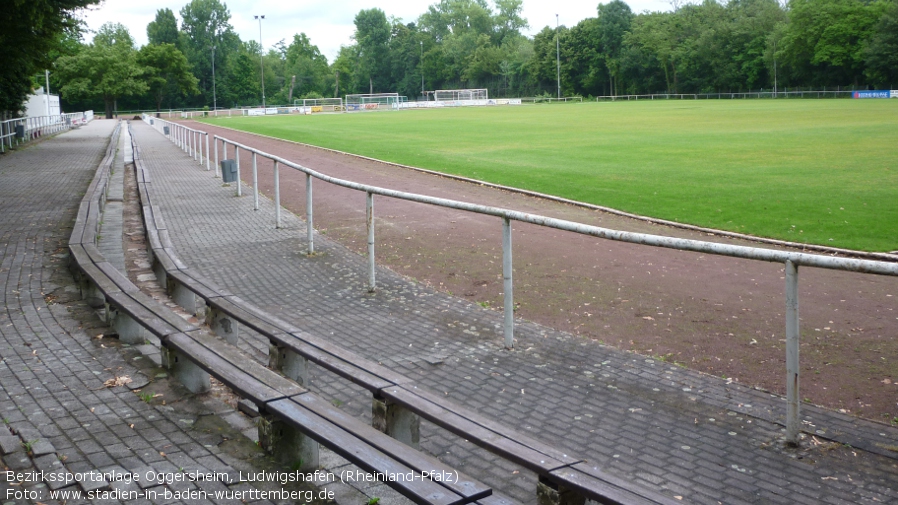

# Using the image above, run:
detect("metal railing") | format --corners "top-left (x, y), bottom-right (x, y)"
top-left (1, 111), bottom-right (92, 153)
top-left (144, 116), bottom-right (211, 171)
top-left (142, 115), bottom-right (898, 446)
top-left (595, 90), bottom-right (858, 101)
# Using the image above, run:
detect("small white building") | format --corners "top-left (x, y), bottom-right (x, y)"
top-left (24, 87), bottom-right (61, 117)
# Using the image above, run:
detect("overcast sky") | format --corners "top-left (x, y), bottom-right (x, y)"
top-left (78, 0), bottom-right (672, 62)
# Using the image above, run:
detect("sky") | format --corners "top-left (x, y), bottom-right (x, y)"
top-left (77, 0), bottom-right (672, 62)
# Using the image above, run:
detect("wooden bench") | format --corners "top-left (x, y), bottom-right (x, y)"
top-left (65, 121), bottom-right (494, 505)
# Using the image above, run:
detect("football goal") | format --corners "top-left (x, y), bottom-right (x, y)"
top-left (345, 93), bottom-right (405, 111)
top-left (434, 89), bottom-right (489, 101)
top-left (294, 97), bottom-right (344, 112)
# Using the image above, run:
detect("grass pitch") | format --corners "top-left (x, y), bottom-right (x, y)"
top-left (203, 99), bottom-right (898, 252)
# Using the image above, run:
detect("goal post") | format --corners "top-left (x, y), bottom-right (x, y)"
top-left (293, 98), bottom-right (344, 112)
top-left (434, 89), bottom-right (489, 101)
top-left (345, 93), bottom-right (404, 111)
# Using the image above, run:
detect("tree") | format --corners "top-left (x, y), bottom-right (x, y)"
top-left (147, 8), bottom-right (180, 47)
top-left (779, 0), bottom-right (886, 86)
top-left (354, 8), bottom-right (392, 93)
top-left (138, 43), bottom-right (199, 111)
top-left (55, 23), bottom-right (147, 118)
top-left (597, 0), bottom-right (634, 96)
top-left (179, 0), bottom-right (239, 106)
top-left (0, 0), bottom-right (99, 118)
top-left (864, 0), bottom-right (898, 87)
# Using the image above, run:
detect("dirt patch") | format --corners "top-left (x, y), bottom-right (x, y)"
top-left (189, 120), bottom-right (898, 426)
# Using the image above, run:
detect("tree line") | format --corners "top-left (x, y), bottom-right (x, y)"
top-left (5, 0), bottom-right (898, 119)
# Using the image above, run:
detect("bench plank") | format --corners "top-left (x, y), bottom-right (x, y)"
top-left (381, 386), bottom-right (575, 475)
top-left (167, 269), bottom-right (225, 301)
top-left (166, 333), bottom-right (295, 404)
top-left (549, 464), bottom-right (681, 505)
top-left (187, 331), bottom-right (305, 398)
top-left (206, 296), bottom-right (291, 338)
top-left (94, 262), bottom-right (141, 293)
top-left (271, 333), bottom-right (393, 392)
top-left (294, 393), bottom-right (491, 503)
top-left (387, 385), bottom-right (580, 470)
top-left (289, 330), bottom-right (413, 387)
top-left (266, 398), bottom-right (472, 505)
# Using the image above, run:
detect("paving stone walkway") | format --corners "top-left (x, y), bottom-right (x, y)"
top-left (0, 121), bottom-right (286, 505)
top-left (129, 120), bottom-right (898, 504)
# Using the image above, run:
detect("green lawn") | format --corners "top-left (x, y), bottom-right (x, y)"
top-left (202, 99), bottom-right (898, 252)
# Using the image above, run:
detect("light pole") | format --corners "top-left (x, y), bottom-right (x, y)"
top-left (773, 39), bottom-right (778, 98)
top-left (420, 41), bottom-right (425, 99)
top-left (555, 14), bottom-right (561, 100)
top-left (254, 15), bottom-right (266, 108)
top-left (211, 45), bottom-right (217, 112)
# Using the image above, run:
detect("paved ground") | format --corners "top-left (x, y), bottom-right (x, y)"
top-left (0, 121), bottom-right (304, 505)
top-left (129, 119), bottom-right (898, 504)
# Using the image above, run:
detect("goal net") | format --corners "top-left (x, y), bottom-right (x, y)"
top-left (295, 97), bottom-right (344, 112)
top-left (345, 93), bottom-right (404, 111)
top-left (434, 89), bottom-right (489, 101)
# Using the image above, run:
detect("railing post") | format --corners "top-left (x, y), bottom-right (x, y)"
top-left (785, 259), bottom-right (800, 446)
top-left (306, 174), bottom-right (314, 254)
top-left (205, 133), bottom-right (210, 170)
top-left (252, 152), bottom-right (260, 210)
top-left (367, 191), bottom-right (375, 292)
top-left (213, 136), bottom-right (219, 176)
top-left (235, 146), bottom-right (242, 196)
top-left (220, 137), bottom-right (226, 177)
top-left (274, 161), bottom-right (282, 228)
top-left (503, 217), bottom-right (514, 349)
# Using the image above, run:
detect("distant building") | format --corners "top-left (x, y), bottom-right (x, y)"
top-left (24, 87), bottom-right (61, 117)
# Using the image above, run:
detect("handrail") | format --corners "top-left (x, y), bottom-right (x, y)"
top-left (1, 111), bottom-right (93, 153)
top-left (145, 116), bottom-right (898, 446)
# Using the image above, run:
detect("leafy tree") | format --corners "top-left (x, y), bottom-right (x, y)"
top-left (179, 0), bottom-right (239, 106)
top-left (55, 23), bottom-right (147, 118)
top-left (0, 0), bottom-right (99, 117)
top-left (147, 8), bottom-right (180, 47)
top-left (864, 0), bottom-right (898, 87)
top-left (779, 0), bottom-right (886, 86)
top-left (138, 43), bottom-right (199, 111)
top-left (354, 8), bottom-right (392, 93)
top-left (597, 0), bottom-right (634, 96)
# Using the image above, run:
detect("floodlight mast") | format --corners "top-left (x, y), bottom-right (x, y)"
top-left (556, 14), bottom-right (562, 99)
top-left (255, 15), bottom-right (266, 108)
top-left (211, 45), bottom-right (217, 112)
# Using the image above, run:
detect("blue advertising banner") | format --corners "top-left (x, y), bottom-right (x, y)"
top-left (852, 90), bottom-right (891, 98)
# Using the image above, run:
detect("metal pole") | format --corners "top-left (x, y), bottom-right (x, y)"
top-left (252, 152), bottom-right (259, 210)
top-left (367, 191), bottom-right (375, 292)
top-left (274, 161), bottom-right (281, 228)
top-left (306, 174), bottom-right (314, 254)
top-left (556, 14), bottom-right (561, 100)
top-left (503, 217), bottom-right (514, 348)
top-left (235, 146), bottom-right (242, 196)
top-left (213, 136), bottom-right (219, 176)
top-left (220, 137), bottom-right (227, 177)
top-left (212, 45), bottom-right (217, 113)
top-left (204, 133), bottom-right (210, 170)
top-left (420, 41), bottom-right (424, 99)
top-left (785, 260), bottom-right (800, 446)
top-left (255, 15), bottom-right (266, 108)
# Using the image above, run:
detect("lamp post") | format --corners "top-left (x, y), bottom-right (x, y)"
top-left (773, 39), bottom-right (778, 99)
top-left (556, 14), bottom-right (561, 100)
top-left (211, 45), bottom-right (217, 112)
top-left (420, 41), bottom-right (425, 99)
top-left (254, 15), bottom-right (266, 108)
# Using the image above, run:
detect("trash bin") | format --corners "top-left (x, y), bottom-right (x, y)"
top-left (163, 126), bottom-right (170, 135)
top-left (14, 125), bottom-right (25, 139)
top-left (220, 159), bottom-right (237, 182)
